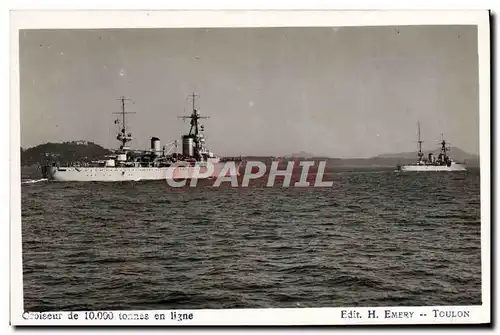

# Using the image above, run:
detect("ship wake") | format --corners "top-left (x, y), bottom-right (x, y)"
top-left (21, 178), bottom-right (48, 184)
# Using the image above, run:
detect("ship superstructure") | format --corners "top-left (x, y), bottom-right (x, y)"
top-left (397, 122), bottom-right (467, 172)
top-left (42, 94), bottom-right (239, 181)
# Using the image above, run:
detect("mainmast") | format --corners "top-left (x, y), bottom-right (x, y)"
top-left (192, 92), bottom-right (196, 125)
top-left (183, 93), bottom-right (209, 136)
top-left (417, 121), bottom-right (424, 162)
top-left (114, 96), bottom-right (135, 151)
top-left (178, 92), bottom-right (210, 158)
top-left (440, 133), bottom-right (449, 159)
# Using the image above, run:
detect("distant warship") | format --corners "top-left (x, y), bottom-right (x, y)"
top-left (42, 94), bottom-right (241, 181)
top-left (397, 122), bottom-right (467, 172)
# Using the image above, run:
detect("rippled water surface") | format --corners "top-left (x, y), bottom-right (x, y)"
top-left (21, 168), bottom-right (482, 311)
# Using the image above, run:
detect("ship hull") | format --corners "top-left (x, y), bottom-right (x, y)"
top-left (398, 163), bottom-right (467, 172)
top-left (46, 162), bottom-right (241, 182)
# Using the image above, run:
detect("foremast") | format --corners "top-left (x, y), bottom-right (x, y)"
top-left (417, 121), bottom-right (424, 163)
top-left (114, 96), bottom-right (135, 151)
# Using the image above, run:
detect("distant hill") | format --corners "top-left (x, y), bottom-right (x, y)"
top-left (21, 141), bottom-right (112, 166)
top-left (285, 151), bottom-right (317, 159)
top-left (243, 146), bottom-right (479, 168)
top-left (374, 146), bottom-right (479, 163)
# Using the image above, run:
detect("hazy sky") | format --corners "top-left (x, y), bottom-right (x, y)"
top-left (19, 26), bottom-right (479, 158)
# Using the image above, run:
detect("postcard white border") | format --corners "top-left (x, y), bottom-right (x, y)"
top-left (9, 9), bottom-right (491, 326)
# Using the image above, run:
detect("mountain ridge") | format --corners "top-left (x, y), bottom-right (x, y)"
top-left (20, 141), bottom-right (480, 167)
top-left (373, 146), bottom-right (479, 161)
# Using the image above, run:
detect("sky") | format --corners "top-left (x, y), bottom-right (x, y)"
top-left (19, 26), bottom-right (479, 158)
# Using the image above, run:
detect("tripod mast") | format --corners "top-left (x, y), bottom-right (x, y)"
top-left (113, 96), bottom-right (135, 150)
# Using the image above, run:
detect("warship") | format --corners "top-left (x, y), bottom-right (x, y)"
top-left (397, 122), bottom-right (467, 172)
top-left (42, 94), bottom-right (242, 181)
